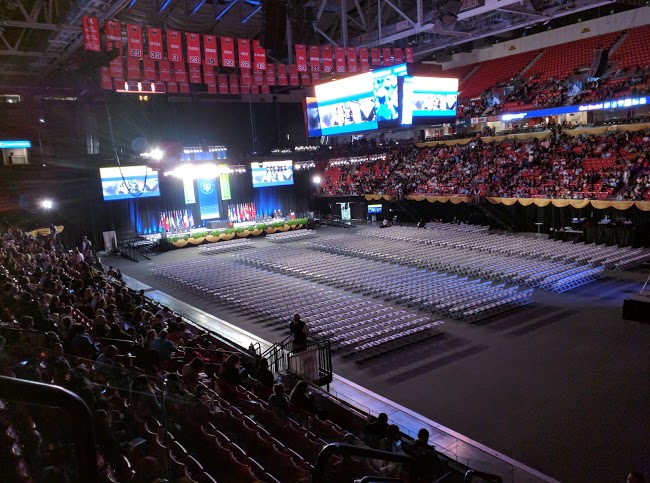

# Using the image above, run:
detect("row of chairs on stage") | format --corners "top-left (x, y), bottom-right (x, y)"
top-left (233, 247), bottom-right (533, 321)
top-left (198, 238), bottom-right (254, 255)
top-left (149, 259), bottom-right (445, 355)
top-left (265, 230), bottom-right (317, 243)
top-left (306, 235), bottom-right (602, 293)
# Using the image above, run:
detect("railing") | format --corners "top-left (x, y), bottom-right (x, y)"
top-left (262, 334), bottom-right (333, 388)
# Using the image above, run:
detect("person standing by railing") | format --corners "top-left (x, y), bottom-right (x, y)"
top-left (289, 313), bottom-right (308, 353)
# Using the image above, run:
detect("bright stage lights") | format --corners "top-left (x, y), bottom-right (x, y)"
top-left (164, 164), bottom-right (245, 179)
top-left (150, 148), bottom-right (163, 160)
top-left (41, 199), bottom-right (53, 209)
top-left (312, 175), bottom-right (322, 184)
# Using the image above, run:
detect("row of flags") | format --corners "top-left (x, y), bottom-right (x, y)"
top-left (228, 203), bottom-right (256, 223)
top-left (160, 209), bottom-right (195, 232)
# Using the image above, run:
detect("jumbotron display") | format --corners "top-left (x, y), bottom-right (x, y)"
top-left (99, 166), bottom-right (160, 201)
top-left (401, 76), bottom-right (458, 126)
top-left (251, 160), bottom-right (294, 187)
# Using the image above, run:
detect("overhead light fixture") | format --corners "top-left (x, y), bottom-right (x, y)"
top-left (41, 199), bottom-right (53, 209)
top-left (312, 175), bottom-right (322, 184)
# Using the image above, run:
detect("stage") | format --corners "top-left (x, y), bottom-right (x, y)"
top-left (140, 218), bottom-right (286, 242)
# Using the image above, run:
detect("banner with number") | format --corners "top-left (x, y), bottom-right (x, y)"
top-left (382, 47), bottom-right (392, 65)
top-left (335, 47), bottom-right (345, 73)
top-left (174, 62), bottom-right (186, 83)
top-left (100, 67), bottom-right (112, 89)
top-left (289, 65), bottom-right (299, 86)
top-left (229, 74), bottom-right (239, 94)
top-left (159, 61), bottom-right (171, 82)
top-left (218, 74), bottom-right (229, 94)
top-left (126, 57), bottom-right (140, 80)
top-left (277, 64), bottom-right (288, 86)
top-left (167, 30), bottom-right (183, 63)
top-left (186, 32), bottom-right (201, 64)
top-left (295, 44), bottom-right (308, 72)
top-left (253, 40), bottom-right (266, 70)
top-left (221, 37), bottom-right (235, 67)
top-left (238, 39), bottom-right (251, 69)
top-left (203, 35), bottom-right (218, 66)
top-left (189, 64), bottom-right (201, 84)
top-left (309, 46), bottom-right (320, 71)
top-left (266, 65), bottom-right (276, 86)
top-left (371, 48), bottom-right (380, 65)
top-left (126, 24), bottom-right (143, 58)
top-left (405, 47), bottom-right (414, 63)
top-left (82, 17), bottom-right (100, 51)
top-left (143, 58), bottom-right (156, 80)
top-left (147, 27), bottom-right (163, 60)
top-left (347, 47), bottom-right (357, 72)
top-left (105, 20), bottom-right (122, 55)
top-left (393, 47), bottom-right (403, 64)
top-left (197, 178), bottom-right (220, 220)
top-left (359, 48), bottom-right (369, 72)
top-left (322, 46), bottom-right (333, 72)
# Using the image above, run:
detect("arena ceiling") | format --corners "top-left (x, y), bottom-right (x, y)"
top-left (0, 0), bottom-right (638, 88)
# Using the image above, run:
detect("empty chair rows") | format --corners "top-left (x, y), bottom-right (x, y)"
top-left (266, 230), bottom-right (317, 243)
top-left (198, 238), bottom-right (255, 255)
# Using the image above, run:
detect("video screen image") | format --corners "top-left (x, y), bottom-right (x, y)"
top-left (315, 74), bottom-right (378, 135)
top-left (100, 166), bottom-right (160, 201)
top-left (305, 97), bottom-right (322, 137)
top-left (372, 64), bottom-right (407, 123)
top-left (368, 204), bottom-right (383, 214)
top-left (251, 160), bottom-right (294, 188)
top-left (402, 76), bottom-right (459, 126)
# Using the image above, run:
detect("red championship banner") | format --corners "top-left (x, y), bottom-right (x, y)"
top-left (203, 35), bottom-right (218, 66)
top-left (105, 20), bottom-right (122, 55)
top-left (220, 37), bottom-right (235, 67)
top-left (251, 85), bottom-right (259, 94)
top-left (335, 47), bottom-right (346, 73)
top-left (322, 46), bottom-right (333, 72)
top-left (295, 44), bottom-right (308, 72)
top-left (266, 65), bottom-right (276, 86)
top-left (229, 74), bottom-right (239, 94)
top-left (371, 48), bottom-right (380, 65)
top-left (154, 81), bottom-right (166, 93)
top-left (173, 62), bottom-right (187, 83)
top-left (240, 69), bottom-right (251, 87)
top-left (312, 71), bottom-right (320, 83)
top-left (189, 64), bottom-right (202, 84)
top-left (126, 57), bottom-right (140, 80)
top-left (393, 47), bottom-right (403, 64)
top-left (300, 71), bottom-right (311, 86)
top-left (218, 74), bottom-right (229, 94)
top-left (289, 65), bottom-right (299, 86)
top-left (309, 46), bottom-right (320, 71)
top-left (382, 47), bottom-right (392, 65)
top-left (159, 60), bottom-right (171, 82)
top-left (126, 24), bottom-right (143, 58)
top-left (166, 30), bottom-right (183, 63)
top-left (359, 48), bottom-right (369, 72)
top-left (167, 82), bottom-right (178, 93)
top-left (100, 67), bottom-right (112, 90)
top-left (405, 47), bottom-right (414, 63)
top-left (143, 58), bottom-right (156, 81)
top-left (253, 40), bottom-right (266, 70)
top-left (109, 58), bottom-right (123, 78)
top-left (147, 27), bottom-right (163, 60)
top-left (207, 83), bottom-right (217, 94)
top-left (203, 65), bottom-right (215, 84)
top-left (347, 47), bottom-right (358, 72)
top-left (237, 39), bottom-right (251, 69)
top-left (261, 85), bottom-right (270, 94)
top-left (240, 84), bottom-right (250, 95)
top-left (277, 64), bottom-right (288, 86)
top-left (179, 82), bottom-right (190, 94)
top-left (253, 70), bottom-right (264, 86)
top-left (186, 33), bottom-right (201, 64)
top-left (82, 17), bottom-right (100, 51)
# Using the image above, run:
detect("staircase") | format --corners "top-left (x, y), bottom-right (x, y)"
top-left (116, 229), bottom-right (155, 262)
top-left (515, 51), bottom-right (544, 81)
top-left (262, 335), bottom-right (333, 389)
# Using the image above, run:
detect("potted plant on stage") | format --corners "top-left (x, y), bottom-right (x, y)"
top-left (206, 230), bottom-right (220, 243)
top-left (170, 234), bottom-right (189, 248)
top-left (296, 217), bottom-right (308, 229)
top-left (236, 227), bottom-right (250, 238)
top-left (276, 220), bottom-right (290, 232)
top-left (287, 219), bottom-right (298, 230)
top-left (220, 228), bottom-right (236, 241)
top-left (263, 223), bottom-right (277, 234)
top-left (189, 231), bottom-right (208, 245)
top-left (250, 224), bottom-right (264, 236)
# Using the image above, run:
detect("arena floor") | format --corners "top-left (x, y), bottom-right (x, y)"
top-left (105, 225), bottom-right (650, 483)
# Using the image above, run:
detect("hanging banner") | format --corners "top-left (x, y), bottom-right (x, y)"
top-left (203, 35), bottom-right (218, 66)
top-left (174, 62), bottom-right (187, 83)
top-left (100, 67), bottom-right (112, 90)
top-left (189, 64), bottom-right (202, 84)
top-left (253, 70), bottom-right (264, 86)
top-left (382, 47), bottom-right (392, 65)
top-left (371, 48), bottom-right (380, 65)
top-left (183, 178), bottom-right (196, 204)
top-left (240, 69), bottom-right (252, 87)
top-left (159, 60), bottom-right (171, 82)
top-left (105, 20), bottom-right (122, 55)
top-left (167, 82), bottom-right (178, 93)
top-left (221, 37), bottom-right (235, 67)
top-left (126, 57), bottom-right (140, 80)
top-left (253, 40), bottom-right (266, 70)
top-left (203, 65), bottom-right (215, 84)
top-left (359, 47), bottom-right (369, 72)
top-left (179, 82), bottom-right (190, 94)
top-left (197, 178), bottom-right (220, 220)
top-left (393, 47), bottom-right (403, 64)
top-left (240, 84), bottom-right (250, 94)
top-left (126, 24), bottom-right (143, 58)
top-left (311, 71), bottom-right (320, 83)
top-left (295, 44), bottom-right (308, 72)
top-left (289, 65), bottom-right (299, 86)
top-left (238, 38), bottom-right (251, 69)
top-left (147, 27), bottom-right (163, 60)
top-left (309, 45), bottom-right (320, 71)
top-left (251, 85), bottom-right (260, 94)
top-left (266, 65), bottom-right (276, 86)
top-left (277, 64), bottom-right (288, 86)
top-left (82, 17), bottom-right (100, 51)
top-left (166, 30), bottom-right (183, 63)
top-left (186, 32), bottom-right (202, 64)
top-left (207, 83), bottom-right (217, 94)
top-left (300, 71), bottom-right (311, 86)
top-left (347, 47), bottom-right (357, 72)
top-left (220, 173), bottom-right (232, 201)
top-left (405, 47), bottom-right (414, 63)
top-left (261, 85), bottom-right (270, 94)
top-left (109, 58), bottom-right (123, 78)
top-left (218, 74), bottom-right (229, 94)
top-left (335, 47), bottom-right (346, 73)
top-left (143, 58), bottom-right (156, 80)
top-left (154, 81), bottom-right (166, 93)
top-left (229, 74), bottom-right (239, 94)
top-left (322, 46), bottom-right (333, 72)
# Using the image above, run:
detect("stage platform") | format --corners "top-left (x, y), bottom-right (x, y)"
top-left (141, 218), bottom-right (286, 241)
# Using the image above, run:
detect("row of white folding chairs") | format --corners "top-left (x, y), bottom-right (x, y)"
top-left (541, 266), bottom-right (605, 292)
top-left (197, 238), bottom-right (254, 255)
top-left (266, 230), bottom-right (317, 243)
top-left (354, 321), bottom-right (445, 352)
top-left (462, 290), bottom-right (534, 322)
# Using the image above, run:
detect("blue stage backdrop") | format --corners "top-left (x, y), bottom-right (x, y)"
top-left (197, 178), bottom-right (220, 220)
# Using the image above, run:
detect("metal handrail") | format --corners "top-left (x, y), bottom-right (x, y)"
top-left (0, 376), bottom-right (97, 483)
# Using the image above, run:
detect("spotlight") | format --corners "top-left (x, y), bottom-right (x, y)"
top-left (38, 118), bottom-right (45, 123)
top-left (41, 199), bottom-right (53, 210)
top-left (150, 148), bottom-right (164, 161)
top-left (312, 175), bottom-right (321, 184)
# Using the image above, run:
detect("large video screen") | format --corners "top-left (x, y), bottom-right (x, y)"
top-left (372, 64), bottom-right (407, 125)
top-left (401, 76), bottom-right (459, 126)
top-left (315, 74), bottom-right (377, 135)
top-left (305, 97), bottom-right (322, 137)
top-left (100, 166), bottom-right (160, 201)
top-left (251, 160), bottom-right (294, 188)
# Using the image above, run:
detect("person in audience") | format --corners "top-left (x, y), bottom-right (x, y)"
top-left (131, 456), bottom-right (162, 483)
top-left (402, 428), bottom-right (446, 482)
top-left (289, 313), bottom-right (308, 352)
top-left (151, 329), bottom-right (177, 362)
top-left (181, 357), bottom-right (204, 385)
top-left (363, 412), bottom-right (389, 449)
top-left (252, 357), bottom-right (275, 388)
top-left (628, 472), bottom-right (646, 483)
top-left (268, 383), bottom-right (290, 417)
top-left (289, 380), bottom-right (316, 413)
top-left (218, 353), bottom-right (242, 386)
